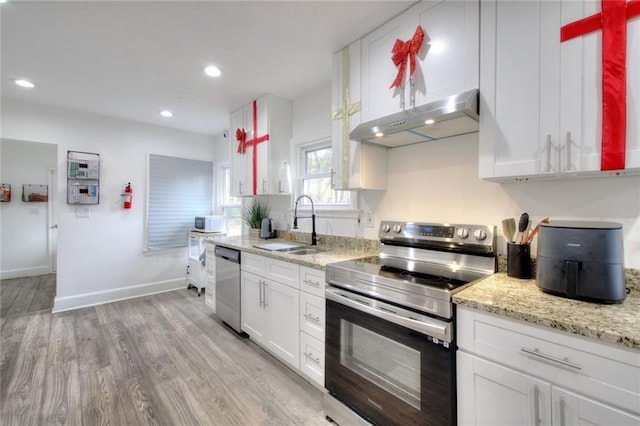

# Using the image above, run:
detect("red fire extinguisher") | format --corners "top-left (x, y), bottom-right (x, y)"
top-left (124, 182), bottom-right (132, 209)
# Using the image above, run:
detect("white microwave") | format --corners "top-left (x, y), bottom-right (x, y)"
top-left (194, 215), bottom-right (226, 233)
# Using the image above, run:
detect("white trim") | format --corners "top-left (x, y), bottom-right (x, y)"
top-left (52, 277), bottom-right (186, 312)
top-left (0, 265), bottom-right (51, 280)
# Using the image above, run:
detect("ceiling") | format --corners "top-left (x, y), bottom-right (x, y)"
top-left (1, 0), bottom-right (414, 136)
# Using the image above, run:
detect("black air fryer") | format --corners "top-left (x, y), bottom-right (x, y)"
top-left (536, 221), bottom-right (626, 303)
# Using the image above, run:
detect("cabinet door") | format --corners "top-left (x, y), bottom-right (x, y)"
top-left (553, 387), bottom-right (640, 426)
top-left (361, 11), bottom-right (408, 122)
top-left (457, 352), bottom-right (552, 426)
top-left (299, 291), bottom-right (324, 341)
top-left (253, 96), bottom-right (270, 195)
top-left (265, 279), bottom-right (300, 369)
top-left (479, 0), bottom-right (561, 180)
top-left (230, 107), bottom-right (251, 196)
top-left (300, 332), bottom-right (324, 388)
top-left (411, 0), bottom-right (479, 107)
top-left (627, 15), bottom-right (640, 170)
top-left (560, 0), bottom-right (601, 174)
top-left (240, 271), bottom-right (266, 345)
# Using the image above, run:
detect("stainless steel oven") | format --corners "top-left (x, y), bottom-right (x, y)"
top-left (324, 221), bottom-right (497, 426)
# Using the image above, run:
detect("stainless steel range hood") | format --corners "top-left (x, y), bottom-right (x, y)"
top-left (350, 89), bottom-right (479, 148)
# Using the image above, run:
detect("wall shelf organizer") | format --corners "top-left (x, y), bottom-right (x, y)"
top-left (67, 150), bottom-right (100, 205)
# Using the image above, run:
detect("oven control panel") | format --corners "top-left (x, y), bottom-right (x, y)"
top-left (379, 221), bottom-right (496, 248)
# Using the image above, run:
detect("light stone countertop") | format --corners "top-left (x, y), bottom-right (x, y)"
top-left (208, 235), bottom-right (374, 270)
top-left (453, 272), bottom-right (640, 351)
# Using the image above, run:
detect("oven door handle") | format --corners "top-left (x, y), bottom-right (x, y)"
top-left (326, 287), bottom-right (451, 343)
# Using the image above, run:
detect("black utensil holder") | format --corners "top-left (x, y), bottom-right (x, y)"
top-left (507, 242), bottom-right (532, 279)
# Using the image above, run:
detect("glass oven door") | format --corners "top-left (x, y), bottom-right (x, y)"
top-left (325, 288), bottom-right (455, 426)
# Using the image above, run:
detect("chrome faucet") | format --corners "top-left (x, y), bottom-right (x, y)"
top-left (293, 195), bottom-right (318, 246)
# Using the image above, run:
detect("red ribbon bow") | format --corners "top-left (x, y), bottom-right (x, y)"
top-left (389, 25), bottom-right (425, 89)
top-left (236, 128), bottom-right (247, 154)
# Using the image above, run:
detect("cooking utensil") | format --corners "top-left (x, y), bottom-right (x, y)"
top-left (515, 212), bottom-right (529, 243)
top-left (523, 217), bottom-right (549, 244)
top-left (501, 218), bottom-right (516, 243)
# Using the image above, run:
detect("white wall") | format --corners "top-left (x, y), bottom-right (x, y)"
top-left (1, 99), bottom-right (216, 310)
top-left (1, 139), bottom-right (57, 278)
top-left (287, 86), bottom-right (640, 268)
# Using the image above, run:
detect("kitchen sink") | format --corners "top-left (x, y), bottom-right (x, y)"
top-left (286, 247), bottom-right (326, 255)
top-left (278, 247), bottom-right (326, 255)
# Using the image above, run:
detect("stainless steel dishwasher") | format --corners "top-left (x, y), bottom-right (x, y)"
top-left (214, 246), bottom-right (242, 333)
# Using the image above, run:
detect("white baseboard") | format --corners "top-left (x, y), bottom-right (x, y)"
top-left (52, 277), bottom-right (187, 313)
top-left (0, 265), bottom-right (52, 280)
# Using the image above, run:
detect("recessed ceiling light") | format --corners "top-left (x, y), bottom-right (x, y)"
top-left (425, 119), bottom-right (435, 125)
top-left (160, 110), bottom-right (173, 118)
top-left (204, 65), bottom-right (222, 77)
top-left (375, 132), bottom-right (384, 138)
top-left (15, 79), bottom-right (35, 88)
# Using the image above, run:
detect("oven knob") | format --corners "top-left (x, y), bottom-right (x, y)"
top-left (474, 229), bottom-right (487, 240)
top-left (393, 224), bottom-right (402, 233)
top-left (457, 228), bottom-right (469, 239)
top-left (382, 224), bottom-right (390, 233)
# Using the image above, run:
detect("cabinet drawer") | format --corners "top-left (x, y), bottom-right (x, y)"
top-left (457, 307), bottom-right (640, 414)
top-left (265, 257), bottom-right (299, 289)
top-left (299, 266), bottom-right (325, 297)
top-left (299, 292), bottom-right (325, 341)
top-left (241, 252), bottom-right (266, 275)
top-left (300, 332), bottom-right (324, 388)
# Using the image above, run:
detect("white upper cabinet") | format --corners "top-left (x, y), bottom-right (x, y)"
top-left (478, 0), bottom-right (560, 180)
top-left (331, 40), bottom-right (387, 191)
top-left (480, 0), bottom-right (640, 181)
top-left (360, 0), bottom-right (479, 123)
top-left (229, 94), bottom-right (292, 196)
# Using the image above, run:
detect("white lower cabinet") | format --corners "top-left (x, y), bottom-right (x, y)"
top-left (298, 266), bottom-right (326, 388)
top-left (457, 306), bottom-right (640, 425)
top-left (458, 352), bottom-right (551, 426)
top-left (241, 253), bottom-right (300, 370)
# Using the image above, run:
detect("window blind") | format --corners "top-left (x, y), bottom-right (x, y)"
top-left (147, 154), bottom-right (213, 250)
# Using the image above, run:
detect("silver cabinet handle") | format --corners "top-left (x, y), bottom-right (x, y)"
top-left (400, 82), bottom-right (405, 110)
top-left (304, 351), bottom-right (321, 365)
top-left (262, 281), bottom-right (268, 307)
top-left (238, 182), bottom-right (243, 195)
top-left (278, 180), bottom-right (283, 193)
top-left (258, 279), bottom-right (263, 307)
top-left (559, 396), bottom-right (567, 426)
top-left (533, 385), bottom-right (541, 426)
top-left (262, 178), bottom-right (267, 193)
top-left (565, 131), bottom-right (572, 171)
top-left (546, 134), bottom-right (552, 172)
top-left (409, 77), bottom-right (416, 109)
top-left (521, 347), bottom-right (582, 370)
top-left (303, 313), bottom-right (321, 323)
top-left (330, 168), bottom-right (336, 189)
top-left (303, 279), bottom-right (321, 288)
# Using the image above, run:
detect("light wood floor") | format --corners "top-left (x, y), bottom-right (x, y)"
top-left (1, 274), bottom-right (56, 318)
top-left (0, 277), bottom-right (326, 425)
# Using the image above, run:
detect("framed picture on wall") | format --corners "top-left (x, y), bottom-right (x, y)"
top-left (0, 184), bottom-right (11, 202)
top-left (22, 184), bottom-right (48, 202)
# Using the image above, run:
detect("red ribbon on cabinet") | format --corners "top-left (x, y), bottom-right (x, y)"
top-left (389, 25), bottom-right (425, 89)
top-left (560, 0), bottom-right (640, 171)
top-left (235, 100), bottom-right (270, 195)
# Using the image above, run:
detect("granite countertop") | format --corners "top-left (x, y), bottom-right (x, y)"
top-left (208, 235), bottom-right (374, 270)
top-left (453, 272), bottom-right (640, 351)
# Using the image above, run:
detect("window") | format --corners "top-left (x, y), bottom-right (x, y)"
top-left (298, 141), bottom-right (351, 207)
top-left (219, 163), bottom-right (241, 235)
top-left (146, 154), bottom-right (213, 251)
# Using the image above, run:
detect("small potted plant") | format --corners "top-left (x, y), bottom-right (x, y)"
top-left (242, 197), bottom-right (269, 238)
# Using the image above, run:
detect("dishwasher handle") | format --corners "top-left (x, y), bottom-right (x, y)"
top-left (214, 246), bottom-right (241, 264)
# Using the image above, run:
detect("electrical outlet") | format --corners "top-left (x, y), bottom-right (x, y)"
top-left (365, 212), bottom-right (374, 228)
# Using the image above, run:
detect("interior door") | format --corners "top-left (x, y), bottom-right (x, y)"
top-left (48, 168), bottom-right (58, 273)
